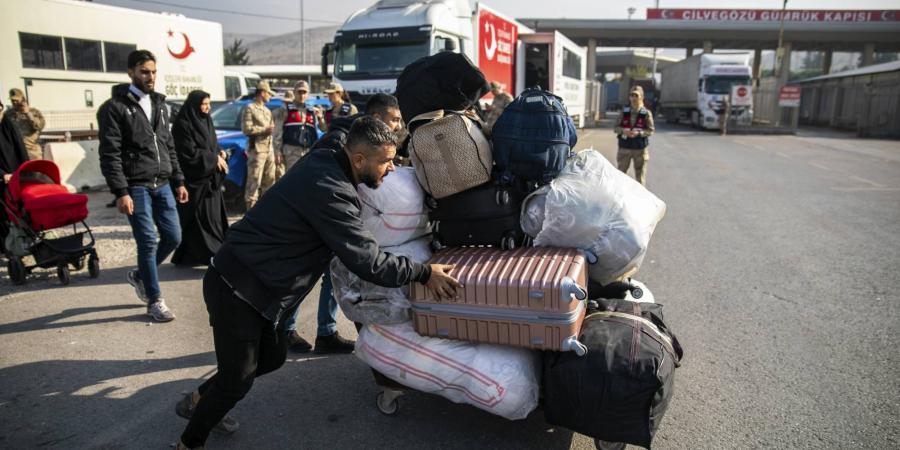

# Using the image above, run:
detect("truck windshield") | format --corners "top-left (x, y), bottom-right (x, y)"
top-left (335, 41), bottom-right (428, 78)
top-left (705, 76), bottom-right (752, 94)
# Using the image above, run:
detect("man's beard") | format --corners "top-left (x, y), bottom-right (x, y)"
top-left (360, 170), bottom-right (383, 189)
top-left (132, 79), bottom-right (153, 93)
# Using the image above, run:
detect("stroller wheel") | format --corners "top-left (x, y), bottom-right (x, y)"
top-left (594, 439), bottom-right (626, 450)
top-left (8, 258), bottom-right (26, 285)
top-left (72, 257), bottom-right (85, 271)
top-left (88, 254), bottom-right (100, 279)
top-left (57, 265), bottom-right (71, 285)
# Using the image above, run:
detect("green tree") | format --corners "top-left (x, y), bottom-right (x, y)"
top-left (224, 39), bottom-right (250, 65)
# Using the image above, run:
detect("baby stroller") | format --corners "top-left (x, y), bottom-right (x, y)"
top-left (3, 160), bottom-right (99, 285)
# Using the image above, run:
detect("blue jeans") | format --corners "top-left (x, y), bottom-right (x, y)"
top-left (126, 185), bottom-right (182, 302)
top-left (284, 268), bottom-right (338, 337)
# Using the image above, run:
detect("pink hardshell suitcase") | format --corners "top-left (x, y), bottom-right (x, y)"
top-left (410, 246), bottom-right (589, 354)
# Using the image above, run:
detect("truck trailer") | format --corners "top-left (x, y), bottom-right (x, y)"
top-left (659, 52), bottom-right (753, 130)
top-left (321, 0), bottom-right (587, 126)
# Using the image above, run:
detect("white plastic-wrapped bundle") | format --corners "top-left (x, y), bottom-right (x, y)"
top-left (355, 322), bottom-right (541, 420)
top-left (358, 167), bottom-right (431, 246)
top-left (521, 149), bottom-right (666, 285)
top-left (331, 238), bottom-right (431, 325)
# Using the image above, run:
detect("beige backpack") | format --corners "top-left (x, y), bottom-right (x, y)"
top-left (408, 110), bottom-right (493, 199)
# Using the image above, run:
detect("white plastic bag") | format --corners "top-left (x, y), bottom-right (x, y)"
top-left (522, 149), bottom-right (666, 285)
top-left (355, 322), bottom-right (541, 420)
top-left (358, 167), bottom-right (431, 246)
top-left (331, 238), bottom-right (431, 325)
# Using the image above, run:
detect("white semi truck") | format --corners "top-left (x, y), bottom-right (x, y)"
top-left (659, 53), bottom-right (754, 130)
top-left (0, 0), bottom-right (226, 132)
top-left (321, 0), bottom-right (587, 126)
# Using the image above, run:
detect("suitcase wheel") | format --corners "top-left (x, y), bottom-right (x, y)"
top-left (376, 390), bottom-right (402, 416)
top-left (630, 287), bottom-right (643, 299)
top-left (594, 439), bottom-right (626, 450)
top-left (495, 189), bottom-right (510, 206)
top-left (430, 235), bottom-right (444, 252)
top-left (500, 235), bottom-right (517, 250)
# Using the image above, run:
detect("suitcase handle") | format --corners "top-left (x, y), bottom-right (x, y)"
top-left (561, 277), bottom-right (587, 301)
top-left (561, 336), bottom-right (588, 356)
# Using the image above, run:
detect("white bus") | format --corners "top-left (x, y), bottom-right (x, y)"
top-left (0, 0), bottom-right (226, 132)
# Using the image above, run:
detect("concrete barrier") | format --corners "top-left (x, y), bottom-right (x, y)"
top-left (44, 140), bottom-right (106, 193)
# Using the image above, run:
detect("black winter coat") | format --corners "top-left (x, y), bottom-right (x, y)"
top-left (212, 148), bottom-right (431, 325)
top-left (97, 84), bottom-right (184, 197)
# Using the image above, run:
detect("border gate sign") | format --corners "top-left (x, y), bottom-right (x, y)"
top-left (778, 85), bottom-right (801, 107)
top-left (731, 85), bottom-right (752, 107)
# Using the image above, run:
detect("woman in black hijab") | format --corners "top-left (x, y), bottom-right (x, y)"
top-left (1, 99), bottom-right (29, 254)
top-left (171, 90), bottom-right (229, 266)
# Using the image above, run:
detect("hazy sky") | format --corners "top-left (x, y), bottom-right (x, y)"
top-left (92, 0), bottom-right (900, 36)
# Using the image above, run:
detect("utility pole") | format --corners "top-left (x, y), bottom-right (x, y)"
top-left (299, 0), bottom-right (305, 64)
top-left (775, 0), bottom-right (787, 77)
top-left (651, 0), bottom-right (659, 81)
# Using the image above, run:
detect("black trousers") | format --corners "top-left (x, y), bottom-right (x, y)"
top-left (180, 269), bottom-right (290, 447)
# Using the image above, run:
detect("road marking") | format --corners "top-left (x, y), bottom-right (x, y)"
top-left (808, 162), bottom-right (832, 171)
top-left (776, 152), bottom-right (791, 159)
top-left (850, 175), bottom-right (884, 188)
top-left (830, 186), bottom-right (900, 192)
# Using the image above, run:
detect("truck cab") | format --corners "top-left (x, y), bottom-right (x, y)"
top-left (322, 0), bottom-right (473, 110)
top-left (697, 62), bottom-right (753, 128)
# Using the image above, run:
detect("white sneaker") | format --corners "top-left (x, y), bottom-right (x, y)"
top-left (127, 269), bottom-right (149, 304)
top-left (147, 300), bottom-right (175, 322)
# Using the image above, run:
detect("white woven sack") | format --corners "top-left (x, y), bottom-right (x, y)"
top-left (358, 167), bottom-right (431, 247)
top-left (355, 322), bottom-right (541, 420)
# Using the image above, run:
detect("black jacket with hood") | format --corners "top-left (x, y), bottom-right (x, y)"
top-left (97, 83), bottom-right (184, 197)
top-left (212, 147), bottom-right (431, 327)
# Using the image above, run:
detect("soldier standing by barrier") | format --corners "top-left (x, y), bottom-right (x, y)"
top-left (615, 86), bottom-right (655, 185)
top-left (242, 81), bottom-right (277, 210)
top-left (3, 89), bottom-right (46, 160)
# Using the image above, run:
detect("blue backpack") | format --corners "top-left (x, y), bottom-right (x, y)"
top-left (491, 88), bottom-right (578, 185)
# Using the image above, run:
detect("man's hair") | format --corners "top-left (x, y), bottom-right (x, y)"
top-left (347, 116), bottom-right (399, 154)
top-left (127, 50), bottom-right (156, 69)
top-left (365, 93), bottom-right (399, 117)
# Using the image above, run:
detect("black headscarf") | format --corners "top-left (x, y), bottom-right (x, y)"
top-left (1, 108), bottom-right (28, 180)
top-left (173, 90), bottom-right (220, 184)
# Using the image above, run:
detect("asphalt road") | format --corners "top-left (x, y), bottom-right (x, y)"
top-left (1, 123), bottom-right (898, 449)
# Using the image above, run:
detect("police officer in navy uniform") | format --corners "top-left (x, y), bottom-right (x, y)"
top-left (615, 86), bottom-right (655, 185)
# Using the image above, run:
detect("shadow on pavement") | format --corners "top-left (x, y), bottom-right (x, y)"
top-left (0, 352), bottom-right (576, 449)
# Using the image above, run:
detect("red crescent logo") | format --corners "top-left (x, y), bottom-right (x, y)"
top-left (167, 31), bottom-right (195, 59)
top-left (881, 11), bottom-right (896, 21)
top-left (661, 9), bottom-right (673, 19)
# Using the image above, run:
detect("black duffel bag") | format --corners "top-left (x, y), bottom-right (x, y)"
top-left (395, 52), bottom-right (490, 129)
top-left (542, 298), bottom-right (684, 449)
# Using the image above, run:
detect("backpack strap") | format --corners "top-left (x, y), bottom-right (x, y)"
top-left (409, 110), bottom-right (445, 127)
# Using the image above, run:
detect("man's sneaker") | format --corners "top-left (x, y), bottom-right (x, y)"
top-left (314, 331), bottom-right (355, 354)
top-left (175, 393), bottom-right (240, 435)
top-left (126, 269), bottom-right (148, 304)
top-left (176, 440), bottom-right (204, 450)
top-left (287, 330), bottom-right (313, 353)
top-left (147, 300), bottom-right (175, 322)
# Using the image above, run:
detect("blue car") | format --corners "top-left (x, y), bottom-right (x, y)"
top-left (211, 97), bottom-right (330, 204)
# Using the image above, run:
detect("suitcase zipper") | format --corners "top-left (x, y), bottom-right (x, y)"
top-left (410, 299), bottom-right (585, 325)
